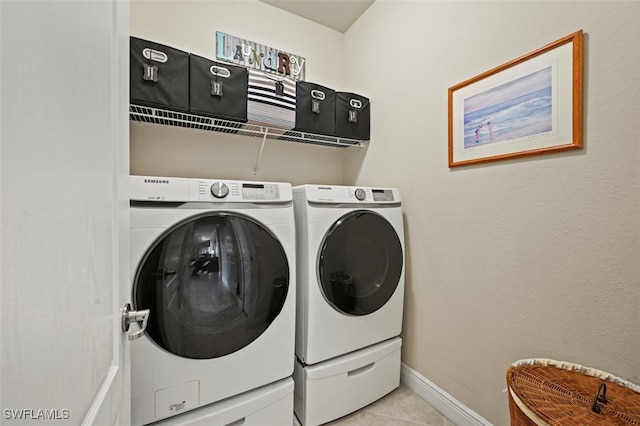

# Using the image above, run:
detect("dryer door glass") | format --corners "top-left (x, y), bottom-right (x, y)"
top-left (134, 213), bottom-right (289, 359)
top-left (318, 210), bottom-right (403, 315)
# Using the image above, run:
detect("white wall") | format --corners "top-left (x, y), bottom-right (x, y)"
top-left (343, 1), bottom-right (640, 424)
top-left (130, 0), bottom-right (352, 185)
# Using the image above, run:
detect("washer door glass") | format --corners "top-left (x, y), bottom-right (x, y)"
top-left (134, 213), bottom-right (289, 359)
top-left (318, 210), bottom-right (403, 316)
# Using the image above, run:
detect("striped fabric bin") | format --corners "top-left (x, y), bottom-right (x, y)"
top-left (246, 69), bottom-right (296, 134)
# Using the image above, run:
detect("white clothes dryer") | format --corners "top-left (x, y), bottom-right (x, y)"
top-left (292, 184), bottom-right (405, 425)
top-left (293, 184), bottom-right (405, 365)
top-left (129, 176), bottom-right (296, 426)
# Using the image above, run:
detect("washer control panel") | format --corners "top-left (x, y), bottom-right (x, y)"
top-left (198, 181), bottom-right (283, 201)
top-left (129, 175), bottom-right (292, 203)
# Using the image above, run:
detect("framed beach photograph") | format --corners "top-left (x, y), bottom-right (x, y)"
top-left (448, 30), bottom-right (583, 167)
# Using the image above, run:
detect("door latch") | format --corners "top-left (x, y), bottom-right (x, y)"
top-left (121, 303), bottom-right (150, 341)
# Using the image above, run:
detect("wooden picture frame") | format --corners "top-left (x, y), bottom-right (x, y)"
top-left (448, 30), bottom-right (583, 167)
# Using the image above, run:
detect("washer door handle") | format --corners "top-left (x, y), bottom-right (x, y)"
top-left (121, 303), bottom-right (150, 341)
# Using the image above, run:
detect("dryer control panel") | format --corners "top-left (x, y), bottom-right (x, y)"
top-left (130, 175), bottom-right (292, 203)
top-left (298, 184), bottom-right (401, 204)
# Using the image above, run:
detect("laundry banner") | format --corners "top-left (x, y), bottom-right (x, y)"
top-left (216, 31), bottom-right (306, 81)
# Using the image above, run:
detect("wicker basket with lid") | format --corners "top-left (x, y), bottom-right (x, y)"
top-left (507, 358), bottom-right (640, 425)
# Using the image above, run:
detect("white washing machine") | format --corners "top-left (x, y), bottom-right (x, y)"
top-left (292, 184), bottom-right (405, 425)
top-left (128, 176), bottom-right (296, 426)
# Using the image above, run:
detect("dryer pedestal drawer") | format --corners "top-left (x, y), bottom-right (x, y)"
top-left (294, 337), bottom-right (401, 426)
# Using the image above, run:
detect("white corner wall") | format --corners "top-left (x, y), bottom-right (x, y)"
top-left (129, 0), bottom-right (349, 184)
top-left (344, 2), bottom-right (640, 425)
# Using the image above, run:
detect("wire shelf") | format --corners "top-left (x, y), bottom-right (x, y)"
top-left (129, 104), bottom-right (363, 148)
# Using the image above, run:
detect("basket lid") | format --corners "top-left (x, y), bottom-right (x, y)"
top-left (507, 359), bottom-right (640, 425)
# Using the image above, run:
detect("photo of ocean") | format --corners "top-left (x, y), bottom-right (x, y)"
top-left (463, 66), bottom-right (553, 149)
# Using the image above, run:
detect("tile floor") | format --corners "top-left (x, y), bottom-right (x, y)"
top-left (294, 383), bottom-right (457, 426)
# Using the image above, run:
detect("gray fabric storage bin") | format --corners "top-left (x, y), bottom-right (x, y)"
top-left (189, 55), bottom-right (248, 122)
top-left (294, 82), bottom-right (336, 136)
top-left (130, 37), bottom-right (189, 111)
top-left (335, 92), bottom-right (370, 140)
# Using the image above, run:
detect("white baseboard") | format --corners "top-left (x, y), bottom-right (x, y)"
top-left (400, 363), bottom-right (492, 426)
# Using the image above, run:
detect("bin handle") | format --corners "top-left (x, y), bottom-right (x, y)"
top-left (142, 48), bottom-right (167, 63)
top-left (591, 382), bottom-right (608, 413)
top-left (210, 66), bottom-right (231, 78)
top-left (311, 90), bottom-right (326, 100)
